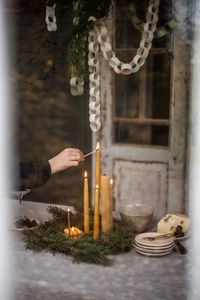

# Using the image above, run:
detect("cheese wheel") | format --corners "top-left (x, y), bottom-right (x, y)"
top-left (157, 214), bottom-right (190, 234)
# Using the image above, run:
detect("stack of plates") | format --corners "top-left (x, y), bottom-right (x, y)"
top-left (134, 232), bottom-right (175, 257)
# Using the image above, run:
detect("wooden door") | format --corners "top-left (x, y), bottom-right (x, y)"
top-left (95, 0), bottom-right (190, 218)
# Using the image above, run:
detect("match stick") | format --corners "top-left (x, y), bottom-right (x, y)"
top-left (84, 149), bottom-right (96, 158)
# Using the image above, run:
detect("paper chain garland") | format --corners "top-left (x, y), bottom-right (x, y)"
top-left (88, 26), bottom-right (101, 132)
top-left (45, 4), bottom-right (57, 32)
top-left (44, 0), bottom-right (160, 132)
top-left (88, 0), bottom-right (160, 132)
top-left (127, 3), bottom-right (176, 39)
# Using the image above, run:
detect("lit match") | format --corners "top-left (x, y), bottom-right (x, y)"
top-left (84, 142), bottom-right (100, 158)
top-left (84, 149), bottom-right (96, 158)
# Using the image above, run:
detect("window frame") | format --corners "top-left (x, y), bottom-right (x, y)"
top-left (112, 1), bottom-right (173, 147)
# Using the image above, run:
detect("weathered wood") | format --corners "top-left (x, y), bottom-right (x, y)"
top-left (113, 118), bottom-right (170, 126)
top-left (99, 1), bottom-right (189, 217)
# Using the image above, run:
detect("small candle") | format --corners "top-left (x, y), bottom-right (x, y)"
top-left (84, 171), bottom-right (89, 234)
top-left (93, 184), bottom-right (100, 240)
top-left (64, 226), bottom-right (82, 238)
top-left (71, 226), bottom-right (75, 236)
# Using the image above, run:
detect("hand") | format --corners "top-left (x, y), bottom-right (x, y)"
top-left (48, 148), bottom-right (84, 175)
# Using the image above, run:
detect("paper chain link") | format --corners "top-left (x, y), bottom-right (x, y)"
top-left (70, 77), bottom-right (84, 96)
top-left (95, 0), bottom-right (160, 74)
top-left (45, 4), bottom-right (57, 32)
top-left (88, 0), bottom-right (160, 132)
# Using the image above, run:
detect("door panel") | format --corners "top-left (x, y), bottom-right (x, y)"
top-left (113, 160), bottom-right (168, 219)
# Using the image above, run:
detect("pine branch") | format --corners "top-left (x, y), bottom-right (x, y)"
top-left (24, 206), bottom-right (135, 266)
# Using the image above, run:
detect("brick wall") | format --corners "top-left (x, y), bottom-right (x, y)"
top-left (14, 2), bottom-right (91, 210)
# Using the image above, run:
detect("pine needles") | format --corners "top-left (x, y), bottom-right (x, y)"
top-left (24, 206), bottom-right (135, 266)
top-left (69, 0), bottom-right (112, 81)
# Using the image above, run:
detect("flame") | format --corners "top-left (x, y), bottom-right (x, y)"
top-left (95, 184), bottom-right (99, 189)
top-left (96, 141), bottom-right (100, 150)
top-left (72, 226), bottom-right (75, 231)
top-left (110, 178), bottom-right (113, 186)
top-left (84, 171), bottom-right (87, 177)
top-left (67, 208), bottom-right (70, 212)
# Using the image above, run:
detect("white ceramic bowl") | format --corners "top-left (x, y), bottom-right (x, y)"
top-left (119, 203), bottom-right (154, 233)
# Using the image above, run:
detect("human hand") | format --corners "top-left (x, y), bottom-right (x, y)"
top-left (48, 148), bottom-right (84, 175)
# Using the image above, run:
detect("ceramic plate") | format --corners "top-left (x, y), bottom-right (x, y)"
top-left (135, 247), bottom-right (173, 257)
top-left (134, 240), bottom-right (174, 250)
top-left (134, 240), bottom-right (174, 251)
top-left (134, 243), bottom-right (174, 254)
top-left (135, 232), bottom-right (175, 247)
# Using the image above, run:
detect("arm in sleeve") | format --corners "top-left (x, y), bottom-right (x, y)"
top-left (18, 160), bottom-right (51, 190)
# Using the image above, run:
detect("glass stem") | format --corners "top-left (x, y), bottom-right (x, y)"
top-left (19, 194), bottom-right (23, 217)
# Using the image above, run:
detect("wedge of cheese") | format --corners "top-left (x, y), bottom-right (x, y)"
top-left (157, 213), bottom-right (190, 234)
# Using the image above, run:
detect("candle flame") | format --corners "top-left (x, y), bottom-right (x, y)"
top-left (110, 178), bottom-right (113, 186)
top-left (96, 141), bottom-right (100, 150)
top-left (95, 184), bottom-right (99, 189)
top-left (72, 226), bottom-right (75, 231)
top-left (84, 171), bottom-right (87, 177)
top-left (67, 208), bottom-right (70, 212)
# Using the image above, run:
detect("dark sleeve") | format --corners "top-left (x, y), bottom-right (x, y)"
top-left (18, 160), bottom-right (51, 190)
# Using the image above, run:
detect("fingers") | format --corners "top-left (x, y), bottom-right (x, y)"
top-left (66, 148), bottom-right (84, 162)
top-left (68, 160), bottom-right (79, 167)
top-left (49, 148), bottom-right (84, 175)
top-left (78, 151), bottom-right (84, 161)
top-left (67, 148), bottom-right (82, 154)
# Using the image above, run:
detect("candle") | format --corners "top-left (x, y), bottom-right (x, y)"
top-left (110, 178), bottom-right (113, 232)
top-left (93, 141), bottom-right (101, 240)
top-left (67, 208), bottom-right (71, 233)
top-left (84, 171), bottom-right (89, 234)
top-left (71, 226), bottom-right (75, 237)
top-left (93, 184), bottom-right (100, 240)
top-left (95, 141), bottom-right (101, 188)
top-left (64, 226), bottom-right (82, 238)
top-left (101, 175), bottom-right (112, 234)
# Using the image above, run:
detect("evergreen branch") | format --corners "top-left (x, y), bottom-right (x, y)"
top-left (68, 0), bottom-right (112, 83)
top-left (24, 206), bottom-right (135, 266)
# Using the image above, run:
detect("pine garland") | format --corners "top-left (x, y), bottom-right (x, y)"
top-left (24, 206), bottom-right (135, 266)
top-left (69, 0), bottom-right (112, 82)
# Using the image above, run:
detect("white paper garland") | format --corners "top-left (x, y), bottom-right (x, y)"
top-left (45, 4), bottom-right (57, 32)
top-left (45, 1), bottom-right (160, 132)
top-left (88, 0), bottom-right (160, 132)
top-left (88, 28), bottom-right (101, 132)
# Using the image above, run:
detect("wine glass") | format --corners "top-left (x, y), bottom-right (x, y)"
top-left (15, 189), bottom-right (31, 219)
top-left (11, 189), bottom-right (32, 229)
